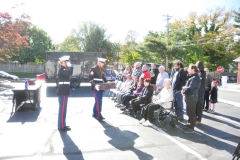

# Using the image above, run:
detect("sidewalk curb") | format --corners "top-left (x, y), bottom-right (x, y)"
top-left (218, 87), bottom-right (240, 93)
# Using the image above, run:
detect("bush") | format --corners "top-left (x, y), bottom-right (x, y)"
top-left (8, 72), bottom-right (40, 78)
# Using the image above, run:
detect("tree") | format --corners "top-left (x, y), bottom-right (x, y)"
top-left (119, 45), bottom-right (141, 65)
top-left (0, 12), bottom-right (31, 61)
top-left (233, 7), bottom-right (240, 28)
top-left (11, 26), bottom-right (54, 63)
top-left (59, 34), bottom-right (81, 51)
top-left (168, 7), bottom-right (238, 70)
top-left (73, 22), bottom-right (109, 52)
top-left (124, 30), bottom-right (139, 46)
top-left (142, 31), bottom-right (167, 64)
top-left (72, 21), bottom-right (116, 63)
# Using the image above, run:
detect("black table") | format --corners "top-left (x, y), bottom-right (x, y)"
top-left (12, 83), bottom-right (42, 111)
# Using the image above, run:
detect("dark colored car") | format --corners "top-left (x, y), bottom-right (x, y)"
top-left (106, 69), bottom-right (117, 81)
top-left (0, 71), bottom-right (19, 81)
top-left (227, 75), bottom-right (237, 83)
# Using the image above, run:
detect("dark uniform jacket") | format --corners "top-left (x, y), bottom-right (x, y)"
top-left (205, 74), bottom-right (213, 91)
top-left (182, 73), bottom-right (201, 96)
top-left (172, 69), bottom-right (187, 92)
top-left (57, 66), bottom-right (73, 96)
top-left (89, 64), bottom-right (107, 91)
top-left (198, 70), bottom-right (206, 96)
top-left (138, 85), bottom-right (153, 104)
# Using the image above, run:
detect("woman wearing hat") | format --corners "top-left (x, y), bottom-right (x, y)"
top-left (57, 56), bottom-right (73, 131)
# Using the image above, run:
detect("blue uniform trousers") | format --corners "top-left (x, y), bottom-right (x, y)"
top-left (58, 96), bottom-right (68, 129)
top-left (93, 91), bottom-right (103, 119)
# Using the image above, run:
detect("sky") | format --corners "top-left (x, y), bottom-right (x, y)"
top-left (0, 0), bottom-right (239, 44)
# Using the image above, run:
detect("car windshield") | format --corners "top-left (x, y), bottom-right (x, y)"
top-left (0, 71), bottom-right (11, 76)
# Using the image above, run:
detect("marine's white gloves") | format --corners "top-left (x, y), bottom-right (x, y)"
top-left (95, 84), bottom-right (100, 91)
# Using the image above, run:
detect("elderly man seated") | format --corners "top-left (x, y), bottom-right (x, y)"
top-left (139, 78), bottom-right (173, 127)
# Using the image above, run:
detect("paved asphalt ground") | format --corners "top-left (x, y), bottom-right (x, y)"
top-left (0, 82), bottom-right (239, 160)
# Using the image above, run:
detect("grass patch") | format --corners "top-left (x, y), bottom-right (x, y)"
top-left (8, 72), bottom-right (41, 78)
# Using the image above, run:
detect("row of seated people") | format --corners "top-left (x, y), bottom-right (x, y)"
top-left (114, 74), bottom-right (173, 127)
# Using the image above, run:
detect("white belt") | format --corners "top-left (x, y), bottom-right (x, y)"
top-left (93, 78), bottom-right (103, 82)
top-left (59, 82), bottom-right (70, 84)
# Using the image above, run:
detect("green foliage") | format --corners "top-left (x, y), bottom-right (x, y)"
top-left (168, 7), bottom-right (239, 71)
top-left (142, 31), bottom-right (167, 64)
top-left (72, 21), bottom-right (116, 63)
top-left (12, 26), bottom-right (53, 64)
top-left (8, 72), bottom-right (39, 78)
top-left (59, 34), bottom-right (81, 51)
top-left (119, 45), bottom-right (141, 65)
top-left (233, 8), bottom-right (240, 28)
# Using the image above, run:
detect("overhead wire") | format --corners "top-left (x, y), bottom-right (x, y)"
top-left (175, 32), bottom-right (240, 47)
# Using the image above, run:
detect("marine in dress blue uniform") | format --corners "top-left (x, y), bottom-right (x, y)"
top-left (57, 56), bottom-right (73, 131)
top-left (89, 58), bottom-right (107, 120)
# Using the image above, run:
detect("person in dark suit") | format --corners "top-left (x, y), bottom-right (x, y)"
top-left (203, 68), bottom-right (213, 111)
top-left (57, 56), bottom-right (73, 131)
top-left (181, 64), bottom-right (201, 133)
top-left (89, 58), bottom-right (107, 120)
top-left (195, 61), bottom-right (206, 125)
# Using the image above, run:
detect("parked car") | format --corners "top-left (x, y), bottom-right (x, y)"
top-left (0, 71), bottom-right (19, 81)
top-left (227, 75), bottom-right (237, 83)
top-left (106, 69), bottom-right (117, 81)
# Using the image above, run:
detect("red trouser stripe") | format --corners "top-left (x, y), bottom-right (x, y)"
top-left (61, 96), bottom-right (66, 129)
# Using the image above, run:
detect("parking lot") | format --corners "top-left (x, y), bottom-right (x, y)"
top-left (0, 82), bottom-right (240, 160)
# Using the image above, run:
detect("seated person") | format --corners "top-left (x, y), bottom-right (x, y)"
top-left (139, 78), bottom-right (173, 127)
top-left (115, 74), bottom-right (133, 105)
top-left (119, 78), bottom-right (144, 110)
top-left (131, 79), bottom-right (153, 115)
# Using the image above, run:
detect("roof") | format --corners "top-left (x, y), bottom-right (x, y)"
top-left (233, 57), bottom-right (240, 62)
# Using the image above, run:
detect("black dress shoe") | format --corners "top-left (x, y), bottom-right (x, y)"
top-left (182, 124), bottom-right (191, 129)
top-left (59, 126), bottom-right (71, 131)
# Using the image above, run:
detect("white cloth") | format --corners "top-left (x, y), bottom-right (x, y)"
top-left (156, 72), bottom-right (169, 90)
top-left (152, 87), bottom-right (173, 109)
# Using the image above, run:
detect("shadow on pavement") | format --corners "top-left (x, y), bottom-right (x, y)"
top-left (214, 112), bottom-right (240, 124)
top-left (59, 131), bottom-right (84, 160)
top-left (7, 107), bottom-right (42, 124)
top-left (202, 114), bottom-right (240, 130)
top-left (99, 120), bottom-right (153, 160)
top-left (159, 118), bottom-right (238, 155)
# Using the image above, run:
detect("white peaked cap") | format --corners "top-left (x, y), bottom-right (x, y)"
top-left (59, 55), bottom-right (70, 61)
top-left (97, 58), bottom-right (107, 63)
